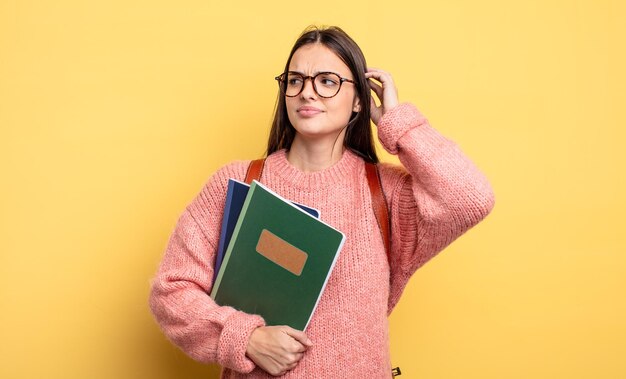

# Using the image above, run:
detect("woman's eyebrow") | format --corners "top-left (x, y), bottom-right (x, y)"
top-left (287, 70), bottom-right (337, 75)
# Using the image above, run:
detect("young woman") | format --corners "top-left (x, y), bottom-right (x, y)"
top-left (149, 26), bottom-right (495, 378)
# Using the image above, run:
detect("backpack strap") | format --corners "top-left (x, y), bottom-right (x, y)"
top-left (244, 158), bottom-right (266, 184)
top-left (364, 162), bottom-right (391, 263)
top-left (245, 158), bottom-right (391, 263)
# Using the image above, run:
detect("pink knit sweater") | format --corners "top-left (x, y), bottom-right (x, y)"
top-left (149, 103), bottom-right (495, 378)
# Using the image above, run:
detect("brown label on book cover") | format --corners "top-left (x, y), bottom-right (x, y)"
top-left (256, 229), bottom-right (308, 276)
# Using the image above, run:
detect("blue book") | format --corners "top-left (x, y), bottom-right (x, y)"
top-left (212, 179), bottom-right (319, 284)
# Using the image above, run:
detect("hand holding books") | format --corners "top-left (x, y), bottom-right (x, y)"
top-left (246, 325), bottom-right (313, 376)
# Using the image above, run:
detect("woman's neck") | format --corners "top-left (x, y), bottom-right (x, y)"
top-left (287, 136), bottom-right (346, 172)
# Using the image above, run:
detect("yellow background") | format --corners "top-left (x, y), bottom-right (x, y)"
top-left (1, 0), bottom-right (624, 378)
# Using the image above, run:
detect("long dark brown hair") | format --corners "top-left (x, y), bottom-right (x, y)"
top-left (265, 26), bottom-right (379, 163)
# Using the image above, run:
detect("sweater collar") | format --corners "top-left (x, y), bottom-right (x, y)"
top-left (265, 149), bottom-right (362, 189)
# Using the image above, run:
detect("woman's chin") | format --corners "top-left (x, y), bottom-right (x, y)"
top-left (293, 127), bottom-right (347, 145)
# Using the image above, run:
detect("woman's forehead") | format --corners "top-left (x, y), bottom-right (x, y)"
top-left (288, 43), bottom-right (352, 77)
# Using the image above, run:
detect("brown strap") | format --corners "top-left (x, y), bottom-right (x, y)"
top-left (244, 158), bottom-right (265, 184)
top-left (365, 162), bottom-right (391, 262)
top-left (245, 158), bottom-right (391, 262)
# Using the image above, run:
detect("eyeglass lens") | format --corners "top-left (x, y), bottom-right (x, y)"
top-left (284, 72), bottom-right (342, 98)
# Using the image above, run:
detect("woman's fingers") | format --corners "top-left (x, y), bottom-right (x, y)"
top-left (246, 326), bottom-right (310, 376)
top-left (368, 79), bottom-right (384, 100)
top-left (366, 68), bottom-right (398, 95)
top-left (282, 326), bottom-right (313, 347)
top-left (365, 68), bottom-right (400, 125)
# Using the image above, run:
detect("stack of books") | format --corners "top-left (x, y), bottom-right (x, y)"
top-left (210, 179), bottom-right (345, 331)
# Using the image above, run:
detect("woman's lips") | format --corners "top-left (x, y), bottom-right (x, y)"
top-left (297, 106), bottom-right (323, 117)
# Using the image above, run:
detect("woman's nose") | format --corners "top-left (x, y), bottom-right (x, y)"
top-left (300, 77), bottom-right (317, 99)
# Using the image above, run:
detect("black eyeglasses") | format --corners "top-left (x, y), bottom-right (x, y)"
top-left (275, 71), bottom-right (355, 98)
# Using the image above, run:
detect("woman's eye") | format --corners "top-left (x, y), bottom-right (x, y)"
top-left (288, 78), bottom-right (303, 86)
top-left (319, 76), bottom-right (339, 86)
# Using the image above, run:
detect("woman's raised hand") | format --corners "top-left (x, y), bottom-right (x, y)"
top-left (366, 68), bottom-right (399, 126)
top-left (246, 325), bottom-right (313, 376)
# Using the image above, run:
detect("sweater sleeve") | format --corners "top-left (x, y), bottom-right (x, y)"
top-left (376, 103), bottom-right (496, 312)
top-left (148, 162), bottom-right (266, 373)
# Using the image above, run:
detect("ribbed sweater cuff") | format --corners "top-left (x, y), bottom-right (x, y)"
top-left (217, 311), bottom-right (265, 373)
top-left (377, 103), bottom-right (428, 154)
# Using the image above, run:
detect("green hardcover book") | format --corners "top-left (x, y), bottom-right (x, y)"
top-left (210, 180), bottom-right (345, 331)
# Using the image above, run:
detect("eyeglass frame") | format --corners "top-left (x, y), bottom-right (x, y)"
top-left (274, 71), bottom-right (356, 98)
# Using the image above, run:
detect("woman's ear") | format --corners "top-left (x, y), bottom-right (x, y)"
top-left (352, 96), bottom-right (361, 113)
